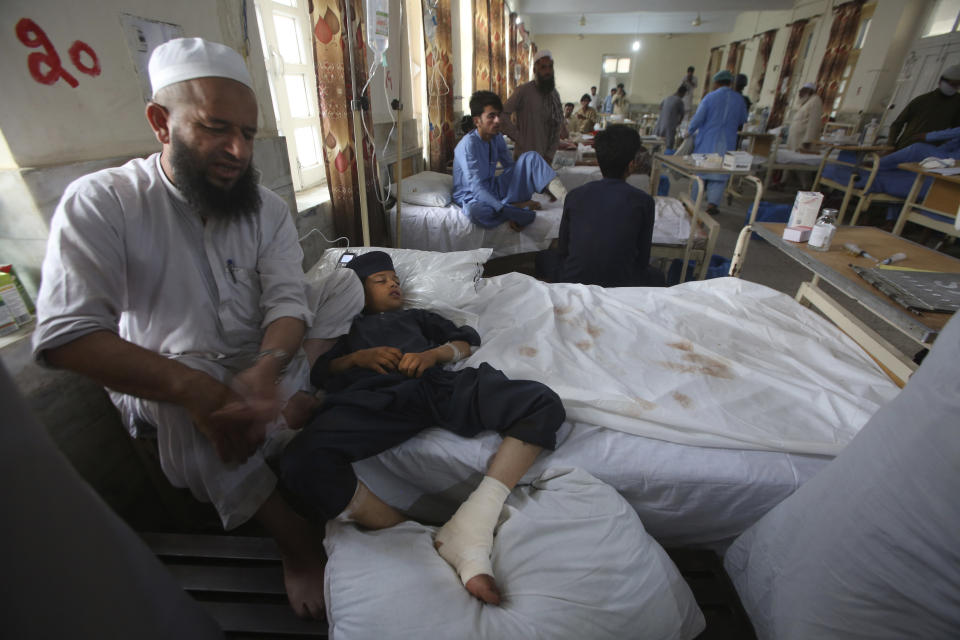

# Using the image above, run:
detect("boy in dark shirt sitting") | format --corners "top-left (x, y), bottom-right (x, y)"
top-left (535, 124), bottom-right (660, 287)
top-left (279, 251), bottom-right (565, 605)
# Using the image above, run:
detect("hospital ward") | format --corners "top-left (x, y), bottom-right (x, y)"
top-left (3, 0), bottom-right (960, 638)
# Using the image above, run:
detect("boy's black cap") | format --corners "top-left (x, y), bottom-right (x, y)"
top-left (345, 250), bottom-right (395, 281)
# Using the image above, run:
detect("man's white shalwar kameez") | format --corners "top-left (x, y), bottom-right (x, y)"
top-left (33, 154), bottom-right (362, 528)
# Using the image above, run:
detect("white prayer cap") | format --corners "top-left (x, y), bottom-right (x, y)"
top-left (801, 82), bottom-right (816, 90)
top-left (533, 49), bottom-right (553, 63)
top-left (942, 64), bottom-right (960, 81)
top-left (148, 37), bottom-right (253, 96)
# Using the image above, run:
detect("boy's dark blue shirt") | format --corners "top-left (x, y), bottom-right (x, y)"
top-left (310, 308), bottom-right (481, 391)
top-left (554, 177), bottom-right (655, 287)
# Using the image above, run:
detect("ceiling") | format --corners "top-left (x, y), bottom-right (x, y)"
top-left (513, 0), bottom-right (796, 35)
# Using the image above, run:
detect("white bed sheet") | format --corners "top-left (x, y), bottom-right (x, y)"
top-left (753, 148), bottom-right (836, 167)
top-left (455, 274), bottom-right (898, 456)
top-left (355, 422), bottom-right (830, 549)
top-left (388, 193), bottom-right (562, 258)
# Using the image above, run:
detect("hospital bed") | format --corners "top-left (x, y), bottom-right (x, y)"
top-left (294, 246), bottom-right (899, 635)
top-left (753, 136), bottom-right (832, 191)
top-left (811, 144), bottom-right (905, 225)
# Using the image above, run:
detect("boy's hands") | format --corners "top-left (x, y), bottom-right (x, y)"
top-left (351, 346), bottom-right (403, 374)
top-left (398, 350), bottom-right (440, 378)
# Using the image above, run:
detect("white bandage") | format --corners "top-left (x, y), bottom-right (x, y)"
top-left (444, 341), bottom-right (463, 363)
top-left (435, 476), bottom-right (510, 585)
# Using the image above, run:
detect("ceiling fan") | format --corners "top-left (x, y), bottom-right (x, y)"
top-left (691, 12), bottom-right (702, 27)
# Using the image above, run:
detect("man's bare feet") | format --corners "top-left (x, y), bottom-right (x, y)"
top-left (509, 199), bottom-right (541, 210)
top-left (508, 221), bottom-right (523, 232)
top-left (465, 574), bottom-right (501, 605)
top-left (280, 542), bottom-right (328, 619)
top-left (282, 391), bottom-right (321, 430)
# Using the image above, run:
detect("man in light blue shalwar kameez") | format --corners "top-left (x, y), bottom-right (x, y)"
top-left (687, 70), bottom-right (748, 214)
top-left (453, 91), bottom-right (558, 229)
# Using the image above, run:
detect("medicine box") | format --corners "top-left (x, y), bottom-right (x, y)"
top-left (782, 225), bottom-right (812, 242)
top-left (722, 151), bottom-right (753, 171)
top-left (787, 191), bottom-right (824, 228)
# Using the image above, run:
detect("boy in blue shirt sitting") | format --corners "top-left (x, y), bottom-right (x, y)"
top-left (279, 251), bottom-right (565, 605)
top-left (535, 124), bottom-right (659, 287)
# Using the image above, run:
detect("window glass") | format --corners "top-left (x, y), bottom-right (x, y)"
top-left (285, 74), bottom-right (311, 118)
top-left (602, 57), bottom-right (617, 74)
top-left (923, 0), bottom-right (960, 37)
top-left (275, 14), bottom-right (304, 64)
top-left (616, 58), bottom-right (631, 74)
top-left (295, 126), bottom-right (321, 168)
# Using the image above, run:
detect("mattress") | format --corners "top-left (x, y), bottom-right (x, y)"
top-left (388, 193), bottom-right (563, 258)
top-left (354, 421), bottom-right (830, 550)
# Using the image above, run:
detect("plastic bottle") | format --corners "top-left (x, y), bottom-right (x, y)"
top-left (863, 118), bottom-right (879, 146)
top-left (808, 208), bottom-right (838, 252)
top-left (366, 0), bottom-right (389, 66)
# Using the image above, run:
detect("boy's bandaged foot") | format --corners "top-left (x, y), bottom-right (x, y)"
top-left (434, 476), bottom-right (510, 588)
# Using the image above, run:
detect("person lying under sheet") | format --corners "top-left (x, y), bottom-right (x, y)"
top-left (535, 124), bottom-right (661, 287)
top-left (452, 90), bottom-right (565, 230)
top-left (877, 125), bottom-right (960, 171)
top-left (279, 251), bottom-right (566, 606)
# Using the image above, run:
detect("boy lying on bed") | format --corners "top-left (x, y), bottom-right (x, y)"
top-left (453, 90), bottom-right (566, 231)
top-left (279, 251), bottom-right (566, 605)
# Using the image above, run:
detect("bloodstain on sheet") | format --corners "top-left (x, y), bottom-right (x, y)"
top-left (623, 398), bottom-right (657, 416)
top-left (575, 340), bottom-right (592, 351)
top-left (657, 345), bottom-right (734, 380)
top-left (586, 323), bottom-right (603, 337)
top-left (553, 305), bottom-right (572, 316)
top-left (518, 346), bottom-right (538, 357)
top-left (672, 391), bottom-right (693, 408)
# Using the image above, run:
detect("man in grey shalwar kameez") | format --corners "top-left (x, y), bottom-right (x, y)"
top-left (654, 85), bottom-right (687, 150)
top-left (500, 50), bottom-right (568, 164)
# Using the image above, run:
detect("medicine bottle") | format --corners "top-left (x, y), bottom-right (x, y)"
top-left (808, 208), bottom-right (838, 252)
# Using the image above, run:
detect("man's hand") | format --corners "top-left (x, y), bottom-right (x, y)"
top-left (351, 346), bottom-right (403, 374)
top-left (509, 200), bottom-right (541, 210)
top-left (183, 376), bottom-right (267, 465)
top-left (398, 350), bottom-right (439, 378)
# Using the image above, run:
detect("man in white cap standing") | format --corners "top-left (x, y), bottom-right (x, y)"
top-left (32, 37), bottom-right (346, 619)
top-left (787, 82), bottom-right (824, 152)
top-left (500, 49), bottom-right (568, 164)
top-left (889, 64), bottom-right (960, 149)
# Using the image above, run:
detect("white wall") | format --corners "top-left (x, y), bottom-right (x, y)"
top-left (535, 33), bottom-right (713, 108)
top-left (0, 0), bottom-right (275, 169)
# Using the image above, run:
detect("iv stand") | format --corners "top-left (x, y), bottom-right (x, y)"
top-left (343, 0), bottom-right (372, 246)
top-left (393, 6), bottom-right (404, 247)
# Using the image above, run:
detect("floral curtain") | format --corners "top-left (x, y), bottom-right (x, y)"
top-left (702, 47), bottom-right (724, 100)
top-left (509, 13), bottom-right (518, 89)
top-left (725, 41), bottom-right (745, 73)
top-left (516, 25), bottom-right (531, 89)
top-left (473, 0), bottom-right (491, 90)
top-left (490, 0), bottom-right (506, 97)
top-left (311, 0), bottom-right (388, 246)
top-left (422, 0), bottom-right (455, 172)
top-left (815, 0), bottom-right (865, 120)
top-left (767, 19), bottom-right (808, 129)
top-left (754, 29), bottom-right (778, 100)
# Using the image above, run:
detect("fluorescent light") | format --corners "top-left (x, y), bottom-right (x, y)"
top-left (632, 39), bottom-right (640, 51)
top-left (515, 15), bottom-right (522, 25)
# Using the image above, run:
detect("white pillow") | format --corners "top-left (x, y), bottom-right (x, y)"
top-left (724, 313), bottom-right (960, 640)
top-left (305, 246), bottom-right (492, 317)
top-left (324, 467), bottom-right (705, 640)
top-left (393, 170), bottom-right (454, 207)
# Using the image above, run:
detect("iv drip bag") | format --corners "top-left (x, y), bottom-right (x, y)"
top-left (367, 0), bottom-right (389, 63)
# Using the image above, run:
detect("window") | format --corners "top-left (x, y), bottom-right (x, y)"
top-left (602, 56), bottom-right (630, 75)
top-left (923, 0), bottom-right (960, 38)
top-left (255, 0), bottom-right (326, 192)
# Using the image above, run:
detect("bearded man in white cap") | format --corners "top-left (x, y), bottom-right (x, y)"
top-left (889, 64), bottom-right (960, 149)
top-left (787, 82), bottom-right (824, 152)
top-left (31, 37), bottom-right (355, 619)
top-left (499, 50), bottom-right (568, 163)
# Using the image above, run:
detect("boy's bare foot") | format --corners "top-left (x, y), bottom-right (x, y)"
top-left (282, 391), bottom-right (321, 430)
top-left (508, 221), bottom-right (523, 232)
top-left (509, 199), bottom-right (541, 210)
top-left (280, 542), bottom-right (328, 619)
top-left (465, 574), bottom-right (501, 605)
